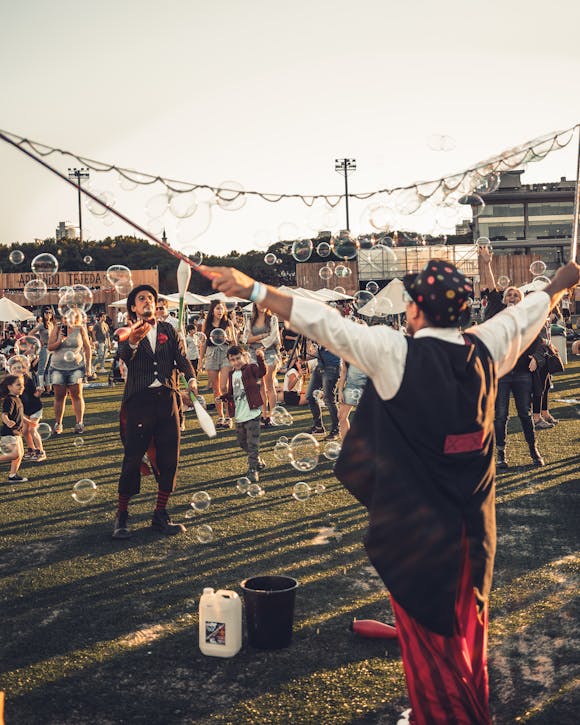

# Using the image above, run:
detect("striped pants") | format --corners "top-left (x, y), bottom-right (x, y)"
top-left (391, 538), bottom-right (491, 724)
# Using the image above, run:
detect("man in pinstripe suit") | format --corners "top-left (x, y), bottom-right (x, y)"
top-left (112, 284), bottom-right (198, 539)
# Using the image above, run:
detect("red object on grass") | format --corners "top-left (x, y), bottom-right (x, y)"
top-left (350, 619), bottom-right (398, 639)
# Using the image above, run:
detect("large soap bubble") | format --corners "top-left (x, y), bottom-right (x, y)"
top-left (289, 433), bottom-right (320, 472)
top-left (291, 239), bottom-right (313, 262)
top-left (23, 279), bottom-right (48, 304)
top-left (72, 479), bottom-right (97, 504)
top-left (191, 491), bottom-right (211, 512)
top-left (15, 336), bottom-right (41, 358)
top-left (292, 482), bottom-right (311, 501)
top-left (530, 260), bottom-right (547, 277)
top-left (106, 264), bottom-right (132, 286)
top-left (332, 231), bottom-right (359, 260)
top-left (9, 249), bottom-right (24, 265)
top-left (209, 328), bottom-right (226, 346)
top-left (31, 253), bottom-right (58, 276)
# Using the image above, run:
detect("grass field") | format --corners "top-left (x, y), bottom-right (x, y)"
top-left (1, 362), bottom-right (579, 724)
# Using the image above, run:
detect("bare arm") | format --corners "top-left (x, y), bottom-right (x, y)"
top-left (478, 245), bottom-right (496, 290)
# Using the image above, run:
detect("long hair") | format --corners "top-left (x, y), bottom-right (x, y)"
top-left (203, 301), bottom-right (228, 336)
top-left (42, 307), bottom-right (55, 326)
top-left (250, 303), bottom-right (272, 330)
top-left (0, 374), bottom-right (23, 398)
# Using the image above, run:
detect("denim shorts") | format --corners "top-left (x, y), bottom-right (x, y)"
top-left (204, 345), bottom-right (229, 371)
top-left (342, 384), bottom-right (364, 406)
top-left (250, 347), bottom-right (280, 367)
top-left (50, 367), bottom-right (85, 386)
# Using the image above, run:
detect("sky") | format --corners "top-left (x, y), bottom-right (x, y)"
top-left (1, 0), bottom-right (580, 259)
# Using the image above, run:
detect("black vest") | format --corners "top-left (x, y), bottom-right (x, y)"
top-left (334, 333), bottom-right (497, 635)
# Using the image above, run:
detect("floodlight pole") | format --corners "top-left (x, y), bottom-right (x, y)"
top-left (68, 167), bottom-right (90, 243)
top-left (335, 158), bottom-right (356, 231)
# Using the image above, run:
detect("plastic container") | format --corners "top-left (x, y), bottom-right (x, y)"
top-left (240, 575), bottom-right (299, 650)
top-left (198, 587), bottom-right (242, 657)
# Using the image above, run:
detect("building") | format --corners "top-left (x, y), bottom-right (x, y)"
top-left (473, 170), bottom-right (574, 271)
top-left (55, 221), bottom-right (77, 241)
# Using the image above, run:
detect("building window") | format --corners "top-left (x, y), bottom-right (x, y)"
top-left (528, 201), bottom-right (574, 217)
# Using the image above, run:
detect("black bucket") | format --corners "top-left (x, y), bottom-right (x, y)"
top-left (240, 575), bottom-right (299, 649)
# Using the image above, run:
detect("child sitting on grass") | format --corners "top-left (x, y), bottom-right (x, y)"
top-left (221, 345), bottom-right (267, 483)
top-left (0, 373), bottom-right (28, 482)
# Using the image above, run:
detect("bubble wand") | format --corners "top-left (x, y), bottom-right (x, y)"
top-left (0, 130), bottom-right (212, 278)
top-left (571, 126), bottom-right (580, 264)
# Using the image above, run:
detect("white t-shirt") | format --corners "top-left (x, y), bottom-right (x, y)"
top-left (232, 370), bottom-right (261, 423)
top-left (283, 367), bottom-right (303, 394)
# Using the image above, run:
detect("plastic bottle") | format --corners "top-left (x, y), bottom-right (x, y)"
top-left (198, 587), bottom-right (242, 657)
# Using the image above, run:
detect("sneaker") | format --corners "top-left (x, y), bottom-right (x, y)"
top-left (8, 473), bottom-right (28, 482)
top-left (23, 449), bottom-right (36, 460)
top-left (34, 450), bottom-right (47, 462)
top-left (534, 418), bottom-right (554, 430)
top-left (541, 414), bottom-right (558, 425)
top-left (257, 457), bottom-right (267, 471)
top-left (74, 422), bottom-right (85, 434)
top-left (325, 429), bottom-right (340, 441)
top-left (261, 417), bottom-right (274, 428)
top-left (223, 418), bottom-right (233, 429)
top-left (496, 449), bottom-right (509, 470)
top-left (112, 511), bottom-right (132, 539)
top-left (151, 509), bottom-right (186, 536)
top-left (247, 469), bottom-right (259, 483)
top-left (309, 425), bottom-right (326, 435)
top-left (396, 709), bottom-right (413, 725)
top-left (216, 417), bottom-right (226, 429)
top-left (53, 423), bottom-right (63, 435)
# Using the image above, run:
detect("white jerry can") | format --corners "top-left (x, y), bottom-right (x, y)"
top-left (198, 587), bottom-right (242, 657)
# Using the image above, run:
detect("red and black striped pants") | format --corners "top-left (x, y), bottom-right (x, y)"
top-left (391, 538), bottom-right (491, 724)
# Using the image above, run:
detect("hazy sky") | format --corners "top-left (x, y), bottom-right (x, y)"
top-left (1, 0), bottom-right (580, 258)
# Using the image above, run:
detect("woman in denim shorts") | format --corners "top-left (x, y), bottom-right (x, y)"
top-left (201, 301), bottom-right (237, 429)
top-left (337, 360), bottom-right (368, 439)
top-left (241, 303), bottom-right (281, 426)
top-left (47, 310), bottom-right (93, 435)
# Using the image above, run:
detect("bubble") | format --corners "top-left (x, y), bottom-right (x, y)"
top-left (313, 482), bottom-right (326, 494)
top-left (23, 278), bottom-right (48, 304)
top-left (289, 433), bottom-right (320, 472)
top-left (332, 231), bottom-right (359, 260)
top-left (63, 350), bottom-right (76, 363)
top-left (530, 260), bottom-right (547, 276)
top-left (319, 266), bottom-right (333, 281)
top-left (323, 441), bottom-right (342, 460)
top-left (83, 255), bottom-right (93, 265)
top-left (184, 509), bottom-right (196, 519)
top-left (497, 275), bottom-right (510, 288)
top-left (209, 328), bottom-right (226, 345)
top-left (276, 257), bottom-right (283, 264)
top-left (7, 355), bottom-right (30, 374)
top-left (86, 190), bottom-right (115, 216)
top-left (365, 281), bottom-right (379, 295)
top-left (474, 172), bottom-right (501, 194)
top-left (291, 239), bottom-right (313, 262)
top-left (216, 180), bottom-right (246, 211)
top-left (195, 524), bottom-right (214, 543)
top-left (73, 437), bottom-right (84, 447)
top-left (9, 249), bottom-right (24, 265)
top-left (236, 476), bottom-right (250, 493)
top-left (72, 479), bottom-right (97, 504)
top-left (147, 218), bottom-right (165, 237)
top-left (59, 285), bottom-right (73, 298)
top-left (316, 241), bottom-right (331, 258)
top-left (264, 253), bottom-right (277, 265)
top-left (194, 331), bottom-right (207, 346)
top-left (271, 405), bottom-right (290, 426)
top-left (278, 436), bottom-right (289, 445)
top-left (0, 439), bottom-right (17, 455)
top-left (368, 205), bottom-right (393, 231)
top-left (351, 389), bottom-right (362, 403)
top-left (37, 422), bottom-right (52, 441)
top-left (191, 491), bottom-right (211, 512)
top-left (247, 483), bottom-right (264, 497)
top-left (106, 264), bottom-right (132, 286)
top-left (278, 222), bottom-right (300, 241)
top-left (292, 482), bottom-right (311, 501)
top-left (145, 193), bottom-right (169, 218)
top-left (458, 194), bottom-right (485, 217)
top-left (394, 188), bottom-right (422, 215)
top-left (334, 286), bottom-right (346, 295)
top-left (176, 204), bottom-right (212, 244)
top-left (187, 249), bottom-right (203, 266)
top-left (273, 441), bottom-right (292, 462)
top-left (118, 173), bottom-right (139, 192)
top-left (476, 237), bottom-right (491, 247)
top-left (169, 192), bottom-right (198, 219)
top-left (335, 265), bottom-right (352, 278)
top-left (115, 280), bottom-right (133, 297)
top-left (31, 253), bottom-right (58, 276)
top-left (58, 285), bottom-right (93, 315)
top-left (353, 290), bottom-right (375, 310)
top-left (532, 275), bottom-right (550, 290)
top-left (15, 336), bottom-right (41, 358)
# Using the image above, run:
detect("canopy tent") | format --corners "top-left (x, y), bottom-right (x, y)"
top-left (315, 287), bottom-right (354, 301)
top-left (358, 278), bottom-right (407, 316)
top-left (0, 297), bottom-right (36, 322)
top-left (165, 291), bottom-right (212, 305)
top-left (205, 291), bottom-right (252, 305)
top-left (108, 293), bottom-right (179, 309)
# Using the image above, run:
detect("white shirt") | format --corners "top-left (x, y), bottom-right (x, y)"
top-left (289, 292), bottom-right (551, 401)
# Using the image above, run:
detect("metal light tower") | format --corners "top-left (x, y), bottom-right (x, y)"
top-left (334, 158), bottom-right (356, 230)
top-left (68, 167), bottom-right (90, 242)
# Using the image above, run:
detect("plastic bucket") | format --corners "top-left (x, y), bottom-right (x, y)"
top-left (240, 575), bottom-right (299, 649)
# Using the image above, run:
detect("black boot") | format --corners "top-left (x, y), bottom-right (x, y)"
top-left (529, 444), bottom-right (545, 467)
top-left (496, 448), bottom-right (508, 470)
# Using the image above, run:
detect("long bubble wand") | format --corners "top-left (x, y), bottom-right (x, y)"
top-left (0, 130), bottom-right (212, 278)
top-left (571, 126), bottom-right (580, 264)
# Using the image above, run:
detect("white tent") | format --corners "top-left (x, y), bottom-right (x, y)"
top-left (358, 278), bottom-right (407, 316)
top-left (0, 297), bottom-right (35, 322)
top-left (165, 291), bottom-right (212, 305)
top-left (315, 287), bottom-right (354, 301)
top-left (108, 293), bottom-right (179, 309)
top-left (205, 291), bottom-right (249, 305)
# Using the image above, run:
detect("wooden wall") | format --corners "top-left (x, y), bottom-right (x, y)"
top-left (296, 261), bottom-right (358, 295)
top-left (0, 269), bottom-right (159, 310)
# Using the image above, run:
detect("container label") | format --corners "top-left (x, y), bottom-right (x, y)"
top-left (205, 621), bottom-right (226, 645)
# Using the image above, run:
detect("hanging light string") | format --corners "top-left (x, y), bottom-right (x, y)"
top-left (0, 125), bottom-right (577, 210)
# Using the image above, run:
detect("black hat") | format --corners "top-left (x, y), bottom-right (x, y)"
top-left (403, 260), bottom-right (472, 328)
top-left (126, 284), bottom-right (158, 320)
